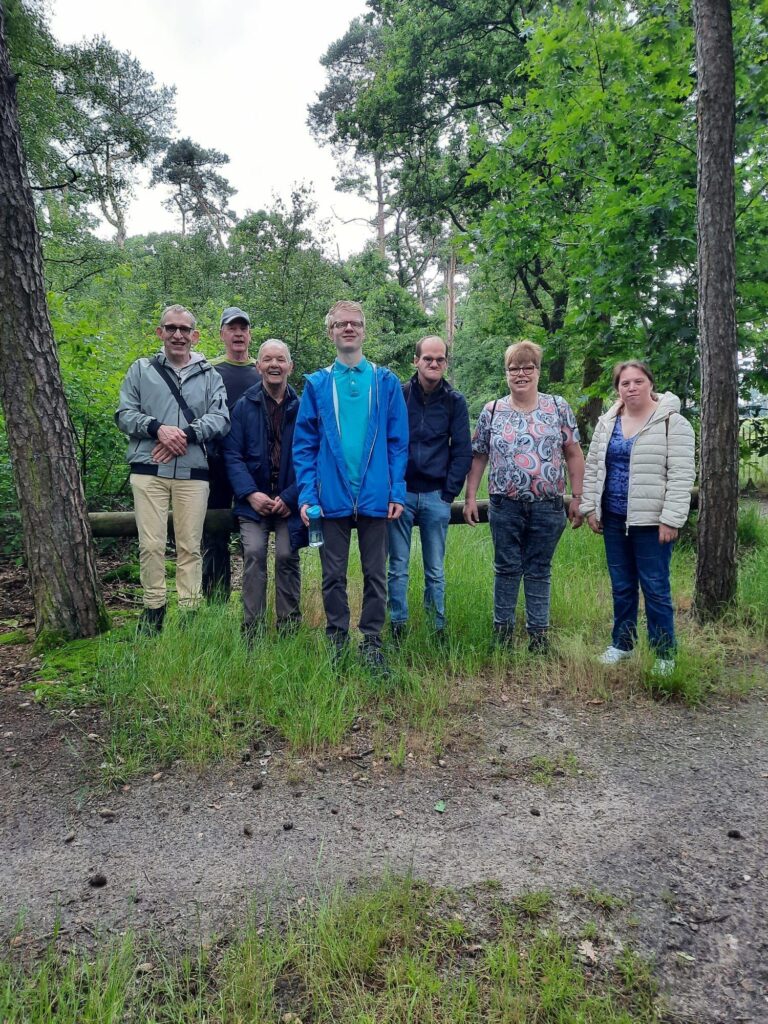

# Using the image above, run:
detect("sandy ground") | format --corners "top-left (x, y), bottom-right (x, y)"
top-left (2, 678), bottom-right (766, 1024)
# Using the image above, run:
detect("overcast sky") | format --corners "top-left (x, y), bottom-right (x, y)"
top-left (49, 0), bottom-right (373, 256)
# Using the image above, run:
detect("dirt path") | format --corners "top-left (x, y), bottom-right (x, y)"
top-left (2, 685), bottom-right (766, 1024)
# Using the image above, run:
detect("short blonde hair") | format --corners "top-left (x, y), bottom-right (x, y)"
top-left (504, 340), bottom-right (542, 369)
top-left (325, 300), bottom-right (366, 333)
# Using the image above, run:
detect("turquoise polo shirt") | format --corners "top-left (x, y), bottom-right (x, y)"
top-left (333, 357), bottom-right (373, 495)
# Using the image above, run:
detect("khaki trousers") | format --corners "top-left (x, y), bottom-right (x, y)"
top-left (130, 474), bottom-right (209, 609)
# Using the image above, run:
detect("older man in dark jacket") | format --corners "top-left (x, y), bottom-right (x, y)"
top-left (222, 340), bottom-right (306, 640)
top-left (387, 335), bottom-right (472, 638)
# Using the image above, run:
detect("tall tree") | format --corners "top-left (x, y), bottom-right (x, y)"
top-left (63, 37), bottom-right (176, 247)
top-left (152, 137), bottom-right (236, 245)
top-left (0, 5), bottom-right (108, 641)
top-left (693, 0), bottom-right (739, 619)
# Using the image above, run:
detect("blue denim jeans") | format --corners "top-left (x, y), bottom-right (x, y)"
top-left (388, 490), bottom-right (452, 628)
top-left (488, 495), bottom-right (566, 634)
top-left (602, 510), bottom-right (675, 656)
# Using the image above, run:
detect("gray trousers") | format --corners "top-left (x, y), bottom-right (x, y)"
top-left (239, 516), bottom-right (301, 626)
top-left (319, 516), bottom-right (388, 646)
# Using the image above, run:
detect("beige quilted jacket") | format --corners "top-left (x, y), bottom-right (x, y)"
top-left (580, 392), bottom-right (696, 528)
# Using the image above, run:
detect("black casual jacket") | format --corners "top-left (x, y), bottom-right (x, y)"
top-left (403, 374), bottom-right (472, 502)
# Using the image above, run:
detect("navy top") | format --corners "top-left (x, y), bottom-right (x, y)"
top-left (603, 417), bottom-right (636, 517)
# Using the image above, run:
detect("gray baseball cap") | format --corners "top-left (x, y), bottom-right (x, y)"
top-left (220, 306), bottom-right (251, 326)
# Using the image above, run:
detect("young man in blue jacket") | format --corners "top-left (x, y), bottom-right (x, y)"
top-left (222, 340), bottom-right (306, 642)
top-left (293, 301), bottom-right (409, 671)
top-left (388, 335), bottom-right (472, 639)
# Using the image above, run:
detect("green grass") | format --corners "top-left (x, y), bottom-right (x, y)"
top-left (0, 876), bottom-right (664, 1023)
top-left (529, 750), bottom-right (581, 785)
top-left (31, 507), bottom-right (768, 779)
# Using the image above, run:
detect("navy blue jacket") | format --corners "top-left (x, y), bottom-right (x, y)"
top-left (403, 375), bottom-right (472, 502)
top-left (222, 381), bottom-right (307, 551)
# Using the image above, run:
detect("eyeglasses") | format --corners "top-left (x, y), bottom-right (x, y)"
top-left (331, 320), bottom-right (364, 329)
top-left (421, 356), bottom-right (447, 365)
top-left (162, 323), bottom-right (193, 336)
top-left (507, 364), bottom-right (537, 376)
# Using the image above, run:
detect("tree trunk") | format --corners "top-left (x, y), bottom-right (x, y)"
top-left (374, 153), bottom-right (386, 257)
top-left (444, 251), bottom-right (456, 349)
top-left (577, 353), bottom-right (604, 441)
top-left (692, 0), bottom-right (739, 620)
top-left (0, 13), bottom-right (108, 642)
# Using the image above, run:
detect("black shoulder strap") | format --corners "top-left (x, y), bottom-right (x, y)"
top-left (490, 399), bottom-right (499, 429)
top-left (150, 356), bottom-right (196, 425)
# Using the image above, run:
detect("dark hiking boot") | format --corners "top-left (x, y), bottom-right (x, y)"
top-left (137, 605), bottom-right (166, 636)
top-left (390, 621), bottom-right (407, 644)
top-left (527, 630), bottom-right (550, 655)
top-left (493, 622), bottom-right (515, 648)
top-left (327, 630), bottom-right (350, 671)
top-left (276, 615), bottom-right (302, 637)
top-left (360, 640), bottom-right (391, 678)
top-left (242, 620), bottom-right (266, 651)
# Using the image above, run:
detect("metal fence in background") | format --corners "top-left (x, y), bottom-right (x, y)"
top-left (740, 418), bottom-right (768, 490)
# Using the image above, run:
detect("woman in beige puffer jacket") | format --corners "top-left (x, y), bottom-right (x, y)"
top-left (580, 361), bottom-right (695, 673)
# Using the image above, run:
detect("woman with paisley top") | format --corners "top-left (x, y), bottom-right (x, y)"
top-left (464, 341), bottom-right (585, 651)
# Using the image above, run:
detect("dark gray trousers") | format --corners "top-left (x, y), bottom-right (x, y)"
top-left (240, 516), bottom-right (301, 626)
top-left (319, 516), bottom-right (388, 646)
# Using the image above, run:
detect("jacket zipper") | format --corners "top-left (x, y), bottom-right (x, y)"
top-left (353, 369), bottom-right (380, 518)
top-left (622, 410), bottom-right (665, 533)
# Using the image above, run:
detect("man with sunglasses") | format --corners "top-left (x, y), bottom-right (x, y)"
top-left (387, 336), bottom-right (472, 640)
top-left (116, 305), bottom-right (229, 633)
top-left (293, 300), bottom-right (408, 672)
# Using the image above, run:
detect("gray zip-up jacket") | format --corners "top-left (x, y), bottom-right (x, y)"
top-left (115, 351), bottom-right (230, 479)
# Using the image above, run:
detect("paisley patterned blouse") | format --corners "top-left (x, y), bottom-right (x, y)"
top-left (472, 393), bottom-right (580, 501)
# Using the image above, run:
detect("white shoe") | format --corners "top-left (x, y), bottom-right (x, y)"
top-left (598, 646), bottom-right (632, 665)
top-left (652, 658), bottom-right (675, 676)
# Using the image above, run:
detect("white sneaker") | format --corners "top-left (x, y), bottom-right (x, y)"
top-left (598, 646), bottom-right (632, 665)
top-left (652, 658), bottom-right (675, 677)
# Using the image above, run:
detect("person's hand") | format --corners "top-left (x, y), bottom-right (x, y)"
top-left (568, 499), bottom-right (584, 528)
top-left (151, 442), bottom-right (174, 464)
top-left (247, 492), bottom-right (275, 515)
top-left (659, 524), bottom-right (678, 544)
top-left (300, 503), bottom-right (310, 527)
top-left (587, 513), bottom-right (602, 535)
top-left (156, 424), bottom-right (188, 455)
top-left (272, 496), bottom-right (291, 518)
top-left (463, 497), bottom-right (480, 526)
top-left (388, 502), bottom-right (404, 520)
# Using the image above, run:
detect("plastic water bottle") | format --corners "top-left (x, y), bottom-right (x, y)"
top-left (307, 505), bottom-right (323, 548)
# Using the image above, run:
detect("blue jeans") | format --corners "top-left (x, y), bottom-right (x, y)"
top-left (388, 490), bottom-right (452, 628)
top-left (602, 510), bottom-right (675, 656)
top-left (488, 495), bottom-right (566, 634)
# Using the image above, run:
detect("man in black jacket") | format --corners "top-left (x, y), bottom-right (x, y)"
top-left (387, 335), bottom-right (472, 638)
top-left (202, 307), bottom-right (261, 601)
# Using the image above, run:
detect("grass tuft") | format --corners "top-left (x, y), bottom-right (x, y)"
top-left (29, 513), bottom-right (768, 777)
top-left (0, 877), bottom-right (663, 1023)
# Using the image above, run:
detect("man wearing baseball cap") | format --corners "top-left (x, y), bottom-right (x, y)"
top-left (202, 307), bottom-right (261, 600)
